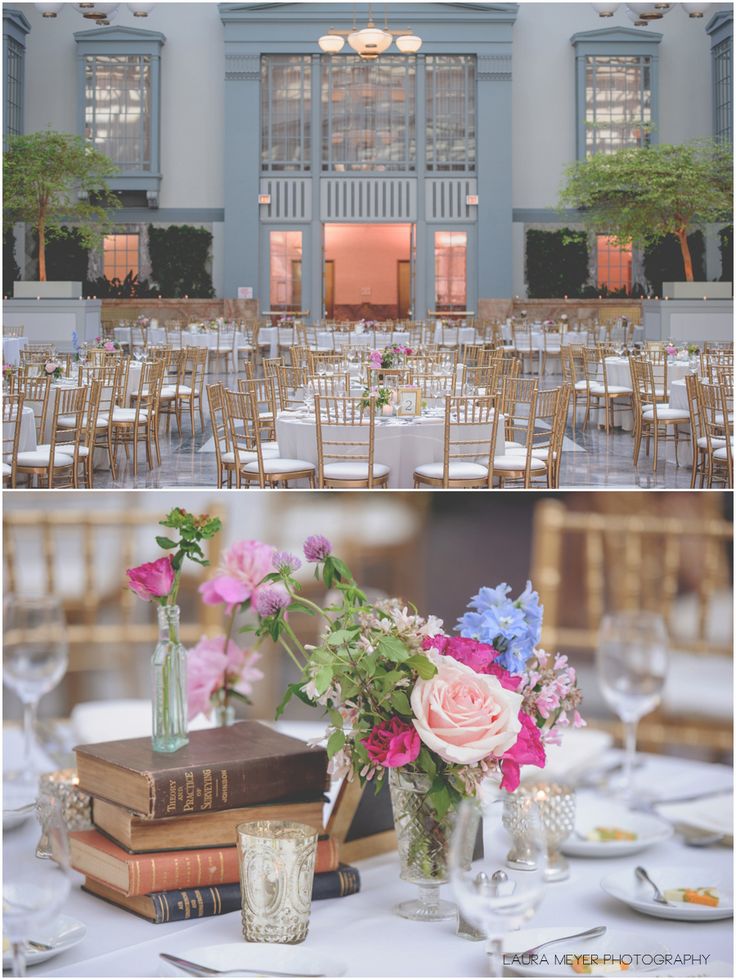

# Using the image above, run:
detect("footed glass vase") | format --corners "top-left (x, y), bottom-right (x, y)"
top-left (152, 605), bottom-right (188, 753)
top-left (388, 768), bottom-right (459, 922)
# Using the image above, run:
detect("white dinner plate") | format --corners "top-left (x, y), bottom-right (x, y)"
top-left (3, 778), bottom-right (37, 831)
top-left (503, 927), bottom-right (668, 977)
top-left (561, 800), bottom-right (673, 858)
top-left (158, 943), bottom-right (347, 978)
top-left (601, 865), bottom-right (733, 922)
top-left (2, 914), bottom-right (86, 968)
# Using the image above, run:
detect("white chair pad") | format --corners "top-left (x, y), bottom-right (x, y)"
top-left (697, 436), bottom-right (727, 450)
top-left (713, 446), bottom-right (732, 461)
top-left (57, 414), bottom-right (106, 429)
top-left (493, 454), bottom-right (547, 472)
top-left (574, 380), bottom-right (589, 391)
top-left (414, 461), bottom-right (487, 481)
top-left (16, 446), bottom-right (74, 468)
top-left (590, 384), bottom-right (632, 395)
top-left (642, 406), bottom-right (689, 421)
top-left (323, 461), bottom-right (390, 480)
top-left (112, 407), bottom-right (148, 422)
top-left (508, 445), bottom-right (551, 461)
top-left (242, 458), bottom-right (315, 475)
top-left (2, 462), bottom-right (11, 476)
top-left (504, 441), bottom-right (523, 450)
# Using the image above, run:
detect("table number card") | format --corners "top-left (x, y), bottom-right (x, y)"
top-left (397, 386), bottom-right (421, 417)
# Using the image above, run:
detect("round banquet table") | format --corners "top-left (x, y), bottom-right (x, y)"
top-left (258, 329), bottom-right (412, 358)
top-left (598, 358), bottom-right (698, 434)
top-left (3, 336), bottom-right (27, 367)
top-left (14, 404), bottom-right (37, 453)
top-left (276, 410), bottom-right (505, 489)
top-left (2, 723), bottom-right (731, 978)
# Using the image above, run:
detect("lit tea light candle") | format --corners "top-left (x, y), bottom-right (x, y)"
top-left (503, 782), bottom-right (576, 883)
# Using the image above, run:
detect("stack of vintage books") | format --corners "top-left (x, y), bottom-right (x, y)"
top-left (70, 721), bottom-right (361, 923)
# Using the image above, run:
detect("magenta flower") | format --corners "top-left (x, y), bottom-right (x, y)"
top-left (126, 555), bottom-right (175, 602)
top-left (187, 635), bottom-right (263, 720)
top-left (499, 712), bottom-right (547, 792)
top-left (303, 535), bottom-right (332, 563)
top-left (104, 341), bottom-right (116, 352)
top-left (362, 717), bottom-right (420, 768)
top-left (254, 584), bottom-right (290, 617)
top-left (423, 634), bottom-right (522, 691)
top-left (199, 539), bottom-right (275, 612)
top-left (272, 550), bottom-right (301, 574)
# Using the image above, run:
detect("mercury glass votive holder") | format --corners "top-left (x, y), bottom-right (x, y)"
top-left (502, 783), bottom-right (576, 882)
top-left (236, 820), bottom-right (318, 944)
top-left (36, 769), bottom-right (93, 859)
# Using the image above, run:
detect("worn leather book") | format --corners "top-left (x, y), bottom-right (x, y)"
top-left (81, 865), bottom-right (362, 922)
top-left (74, 721), bottom-right (329, 818)
top-left (71, 829), bottom-right (340, 897)
top-left (92, 795), bottom-right (327, 852)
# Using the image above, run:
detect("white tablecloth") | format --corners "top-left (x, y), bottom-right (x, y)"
top-left (4, 738), bottom-right (731, 978)
top-left (600, 358), bottom-right (697, 435)
top-left (276, 411), bottom-right (505, 489)
top-left (258, 329), bottom-right (413, 359)
top-left (10, 404), bottom-right (37, 453)
top-left (3, 336), bottom-right (27, 367)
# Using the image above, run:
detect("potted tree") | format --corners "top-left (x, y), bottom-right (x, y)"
top-left (4, 130), bottom-right (119, 298)
top-left (559, 139), bottom-right (733, 298)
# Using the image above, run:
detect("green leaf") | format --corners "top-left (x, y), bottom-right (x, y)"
top-left (390, 690), bottom-right (412, 715)
top-left (326, 628), bottom-right (359, 647)
top-left (287, 600), bottom-right (317, 617)
top-left (155, 536), bottom-right (177, 550)
top-left (429, 782), bottom-right (451, 820)
top-left (406, 654), bottom-right (437, 680)
top-left (326, 730), bottom-right (346, 757)
top-left (377, 636), bottom-right (410, 662)
top-left (330, 557), bottom-right (354, 582)
top-left (418, 747), bottom-right (436, 778)
top-left (314, 665), bottom-right (333, 696)
top-left (327, 707), bottom-right (343, 729)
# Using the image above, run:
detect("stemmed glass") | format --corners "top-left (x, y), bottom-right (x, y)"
top-left (3, 595), bottom-right (69, 788)
top-left (3, 798), bottom-right (72, 977)
top-left (596, 611), bottom-right (669, 799)
top-left (450, 783), bottom-right (547, 978)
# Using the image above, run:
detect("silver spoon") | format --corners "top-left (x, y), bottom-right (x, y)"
top-left (635, 866), bottom-right (670, 905)
top-left (159, 953), bottom-right (325, 978)
top-left (521, 926), bottom-right (606, 956)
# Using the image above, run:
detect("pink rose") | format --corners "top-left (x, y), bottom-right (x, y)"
top-left (187, 635), bottom-right (263, 720)
top-left (126, 556), bottom-right (175, 602)
top-left (423, 635), bottom-right (521, 691)
top-left (499, 712), bottom-right (546, 792)
top-left (104, 341), bottom-right (116, 352)
top-left (410, 653), bottom-right (523, 765)
top-left (362, 717), bottom-right (420, 768)
top-left (199, 539), bottom-right (275, 612)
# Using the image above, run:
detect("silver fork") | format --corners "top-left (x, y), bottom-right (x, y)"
top-left (635, 866), bottom-right (670, 905)
top-left (521, 926), bottom-right (606, 956)
top-left (159, 953), bottom-right (325, 978)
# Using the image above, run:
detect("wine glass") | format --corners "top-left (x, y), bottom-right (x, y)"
top-left (450, 783), bottom-right (547, 978)
top-left (3, 798), bottom-right (72, 978)
top-left (3, 596), bottom-right (68, 786)
top-left (596, 611), bottom-right (668, 799)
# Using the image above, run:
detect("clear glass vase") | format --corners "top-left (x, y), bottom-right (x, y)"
top-left (212, 702), bottom-right (236, 727)
top-left (151, 605), bottom-right (188, 753)
top-left (388, 768), bottom-right (459, 922)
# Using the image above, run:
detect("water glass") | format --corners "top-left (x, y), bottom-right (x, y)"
top-left (237, 820), bottom-right (318, 944)
top-left (596, 611), bottom-right (668, 798)
top-left (3, 595), bottom-right (68, 784)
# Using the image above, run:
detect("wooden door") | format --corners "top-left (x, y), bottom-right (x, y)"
top-left (324, 260), bottom-right (335, 319)
top-left (397, 260), bottom-right (411, 319)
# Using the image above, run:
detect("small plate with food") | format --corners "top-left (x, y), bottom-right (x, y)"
top-left (562, 801), bottom-right (672, 858)
top-left (601, 865), bottom-right (733, 921)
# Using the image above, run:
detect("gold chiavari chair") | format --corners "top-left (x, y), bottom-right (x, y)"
top-left (307, 351), bottom-right (346, 375)
top-left (540, 322), bottom-right (563, 376)
top-left (508, 384), bottom-right (570, 489)
top-left (2, 392), bottom-right (24, 487)
top-left (157, 348), bottom-right (189, 435)
top-left (224, 387), bottom-right (314, 488)
top-left (460, 363), bottom-right (500, 395)
top-left (684, 373), bottom-right (709, 489)
top-left (16, 374), bottom-right (51, 445)
top-left (697, 378), bottom-right (733, 489)
top-left (237, 376), bottom-right (279, 442)
top-left (308, 373), bottom-right (352, 397)
top-left (275, 364), bottom-right (309, 411)
top-left (408, 372), bottom-right (457, 402)
top-left (206, 382), bottom-right (237, 488)
top-left (164, 321), bottom-right (183, 349)
top-left (172, 346), bottom-right (207, 433)
top-left (510, 320), bottom-right (536, 374)
top-left (531, 497), bottom-right (733, 757)
top-left (561, 346), bottom-right (589, 429)
top-left (314, 394), bottom-right (389, 489)
top-left (581, 347), bottom-right (632, 434)
top-left (630, 358), bottom-right (689, 469)
top-left (289, 345), bottom-right (311, 369)
top-left (490, 377), bottom-right (546, 488)
top-left (110, 359), bottom-right (164, 478)
top-left (15, 384), bottom-right (86, 488)
top-left (413, 394), bottom-right (497, 489)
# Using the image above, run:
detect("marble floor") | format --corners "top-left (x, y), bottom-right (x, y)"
top-left (25, 368), bottom-right (707, 491)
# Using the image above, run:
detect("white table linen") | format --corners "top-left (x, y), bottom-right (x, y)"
top-left (13, 404), bottom-right (37, 453)
top-left (3, 336), bottom-right (27, 367)
top-left (3, 735), bottom-right (730, 978)
top-left (600, 358), bottom-right (697, 436)
top-left (276, 411), bottom-right (505, 489)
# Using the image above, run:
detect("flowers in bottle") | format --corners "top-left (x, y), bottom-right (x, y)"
top-left (44, 360), bottom-right (63, 381)
top-left (369, 344), bottom-right (413, 370)
top-left (187, 635), bottom-right (263, 721)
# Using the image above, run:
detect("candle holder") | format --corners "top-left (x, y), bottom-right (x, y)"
top-left (502, 783), bottom-right (575, 882)
top-left (36, 769), bottom-right (93, 859)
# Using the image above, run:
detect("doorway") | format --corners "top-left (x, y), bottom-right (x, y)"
top-left (323, 223), bottom-right (413, 320)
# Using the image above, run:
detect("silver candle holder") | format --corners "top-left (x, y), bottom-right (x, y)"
top-left (36, 769), bottom-right (93, 859)
top-left (502, 782), bottom-right (576, 882)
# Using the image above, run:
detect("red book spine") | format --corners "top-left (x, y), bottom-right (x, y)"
top-left (126, 846), bottom-right (239, 896)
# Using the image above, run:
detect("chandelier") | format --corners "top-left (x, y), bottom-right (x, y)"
top-left (318, 4), bottom-right (421, 59)
top-left (34, 3), bottom-right (154, 25)
top-left (593, 3), bottom-right (712, 23)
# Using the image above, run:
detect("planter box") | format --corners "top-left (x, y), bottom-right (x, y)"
top-left (662, 281), bottom-right (732, 300)
top-left (14, 281), bottom-right (83, 300)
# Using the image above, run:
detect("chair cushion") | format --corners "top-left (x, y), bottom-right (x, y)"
top-left (574, 380), bottom-right (589, 391)
top-left (642, 406), bottom-right (689, 421)
top-left (590, 384), bottom-right (632, 395)
top-left (2, 462), bottom-right (11, 476)
top-left (323, 461), bottom-right (390, 481)
top-left (221, 443), bottom-right (280, 464)
top-left (493, 454), bottom-right (547, 472)
top-left (507, 445), bottom-right (550, 462)
top-left (713, 446), bottom-right (732, 461)
top-left (697, 436), bottom-right (727, 450)
top-left (414, 461), bottom-right (487, 481)
top-left (243, 457), bottom-right (315, 475)
top-left (58, 414), bottom-right (106, 429)
top-left (16, 447), bottom-right (74, 468)
top-left (112, 407), bottom-right (148, 422)
top-left (504, 441), bottom-right (523, 450)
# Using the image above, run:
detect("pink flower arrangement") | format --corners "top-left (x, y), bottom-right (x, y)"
top-left (362, 718), bottom-right (420, 768)
top-left (199, 539), bottom-right (276, 612)
top-left (126, 555), bottom-right (176, 602)
top-left (104, 341), bottom-right (117, 352)
top-left (187, 635), bottom-right (263, 720)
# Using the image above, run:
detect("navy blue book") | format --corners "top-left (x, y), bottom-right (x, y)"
top-left (82, 865), bottom-right (361, 923)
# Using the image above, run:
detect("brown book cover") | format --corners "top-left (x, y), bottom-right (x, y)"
top-left (74, 721), bottom-right (329, 819)
top-left (71, 830), bottom-right (340, 898)
top-left (92, 796), bottom-right (328, 853)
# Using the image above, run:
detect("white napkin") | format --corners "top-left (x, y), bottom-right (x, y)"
top-left (532, 727), bottom-right (613, 782)
top-left (657, 792), bottom-right (733, 837)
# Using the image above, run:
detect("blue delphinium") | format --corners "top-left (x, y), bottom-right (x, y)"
top-left (455, 581), bottom-right (543, 674)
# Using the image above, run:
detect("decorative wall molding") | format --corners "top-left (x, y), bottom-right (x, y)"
top-left (477, 54), bottom-right (511, 81)
top-left (225, 53), bottom-right (260, 81)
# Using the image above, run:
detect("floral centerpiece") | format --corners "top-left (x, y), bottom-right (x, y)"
top-left (94, 336), bottom-right (122, 352)
top-left (3, 362), bottom-right (16, 385)
top-left (369, 344), bottom-right (413, 370)
top-left (126, 508), bottom-right (222, 752)
top-left (136, 314), bottom-right (151, 329)
top-left (359, 386), bottom-right (394, 414)
top-left (44, 360), bottom-right (63, 382)
top-left (197, 535), bottom-right (583, 920)
top-left (356, 319), bottom-right (377, 331)
top-left (277, 315), bottom-right (295, 328)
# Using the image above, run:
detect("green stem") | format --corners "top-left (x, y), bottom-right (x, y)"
top-left (280, 618), bottom-right (310, 663)
top-left (220, 607), bottom-right (239, 708)
top-left (278, 635), bottom-right (306, 674)
top-left (286, 593), bottom-right (333, 623)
